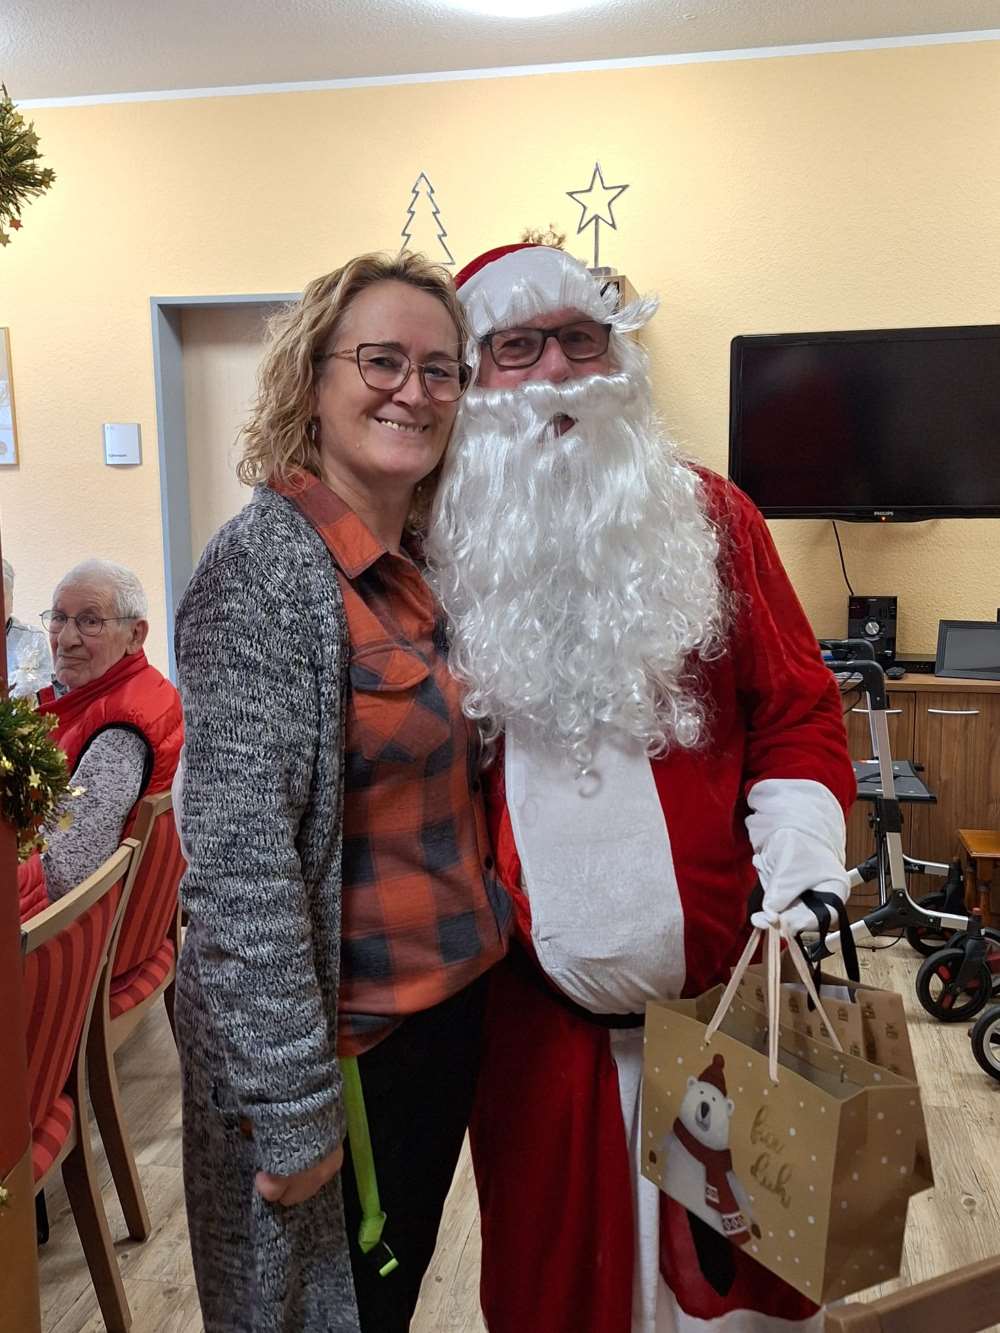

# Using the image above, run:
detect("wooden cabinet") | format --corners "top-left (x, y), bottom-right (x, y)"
top-left (844, 676), bottom-right (1000, 916)
top-left (907, 691), bottom-right (1000, 878)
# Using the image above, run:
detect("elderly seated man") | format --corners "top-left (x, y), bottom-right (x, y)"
top-left (4, 556), bottom-right (52, 698)
top-left (18, 558), bottom-right (183, 920)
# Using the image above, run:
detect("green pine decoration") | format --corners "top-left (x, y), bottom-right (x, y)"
top-left (0, 695), bottom-right (74, 860)
top-left (0, 83), bottom-right (56, 248)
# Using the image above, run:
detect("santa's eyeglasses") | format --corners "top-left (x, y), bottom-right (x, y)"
top-left (482, 320), bottom-right (612, 370)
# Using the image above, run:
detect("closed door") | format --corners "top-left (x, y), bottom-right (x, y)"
top-left (181, 303), bottom-right (277, 567)
top-left (908, 692), bottom-right (1000, 874)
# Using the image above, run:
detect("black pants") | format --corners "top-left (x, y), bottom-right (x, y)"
top-left (341, 975), bottom-right (488, 1333)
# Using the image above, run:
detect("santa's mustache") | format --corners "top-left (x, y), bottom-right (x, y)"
top-left (462, 370), bottom-right (641, 434)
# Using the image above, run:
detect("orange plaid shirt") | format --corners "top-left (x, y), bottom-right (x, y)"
top-left (275, 474), bottom-right (511, 1056)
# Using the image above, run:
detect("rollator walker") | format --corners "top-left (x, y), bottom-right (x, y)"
top-left (812, 640), bottom-right (1000, 1022)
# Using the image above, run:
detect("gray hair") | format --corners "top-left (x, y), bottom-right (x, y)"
top-left (54, 559), bottom-right (148, 620)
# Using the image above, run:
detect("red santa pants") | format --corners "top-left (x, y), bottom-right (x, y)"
top-left (469, 951), bottom-right (819, 1333)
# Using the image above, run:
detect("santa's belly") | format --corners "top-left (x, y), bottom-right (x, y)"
top-left (506, 723), bottom-right (687, 1012)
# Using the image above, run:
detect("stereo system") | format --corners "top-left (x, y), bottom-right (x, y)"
top-left (847, 595), bottom-right (897, 666)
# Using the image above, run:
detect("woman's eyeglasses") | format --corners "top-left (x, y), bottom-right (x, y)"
top-left (482, 320), bottom-right (612, 370)
top-left (316, 344), bottom-right (472, 403)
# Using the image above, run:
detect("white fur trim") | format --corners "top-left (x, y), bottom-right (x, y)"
top-left (505, 725), bottom-right (686, 1012)
top-left (609, 1029), bottom-right (663, 1333)
top-left (459, 245), bottom-right (659, 346)
top-left (657, 1283), bottom-right (824, 1333)
top-left (459, 247), bottom-right (610, 335)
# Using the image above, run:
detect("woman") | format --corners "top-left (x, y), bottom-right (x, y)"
top-left (18, 558), bottom-right (182, 919)
top-left (175, 252), bottom-right (510, 1333)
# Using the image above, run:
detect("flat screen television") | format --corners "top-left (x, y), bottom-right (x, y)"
top-left (728, 324), bottom-right (1000, 520)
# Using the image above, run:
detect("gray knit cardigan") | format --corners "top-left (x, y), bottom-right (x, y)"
top-left (174, 485), bottom-right (361, 1332)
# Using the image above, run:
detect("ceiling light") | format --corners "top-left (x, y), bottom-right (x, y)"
top-left (447, 0), bottom-right (604, 17)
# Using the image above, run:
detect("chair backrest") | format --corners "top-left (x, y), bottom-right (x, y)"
top-left (824, 1253), bottom-right (1000, 1333)
top-left (22, 842), bottom-right (136, 1127)
top-left (111, 791), bottom-right (185, 979)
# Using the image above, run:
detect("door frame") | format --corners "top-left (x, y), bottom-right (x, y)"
top-left (150, 293), bottom-right (297, 677)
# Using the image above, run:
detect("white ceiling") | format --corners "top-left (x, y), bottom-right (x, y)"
top-left (4, 0), bottom-right (999, 103)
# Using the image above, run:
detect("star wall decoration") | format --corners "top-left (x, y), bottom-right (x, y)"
top-left (566, 161), bottom-right (629, 269)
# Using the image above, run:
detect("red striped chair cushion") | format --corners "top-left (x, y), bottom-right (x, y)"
top-left (31, 1093), bottom-right (74, 1183)
top-left (23, 885), bottom-right (122, 1128)
top-left (112, 811), bottom-right (184, 979)
top-left (18, 853), bottom-right (49, 923)
top-left (109, 937), bottom-right (176, 1020)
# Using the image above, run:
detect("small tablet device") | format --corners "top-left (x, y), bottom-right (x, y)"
top-left (935, 621), bottom-right (1000, 681)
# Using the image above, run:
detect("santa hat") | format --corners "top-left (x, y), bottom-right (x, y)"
top-left (697, 1053), bottom-right (728, 1095)
top-left (454, 242), bottom-right (658, 342)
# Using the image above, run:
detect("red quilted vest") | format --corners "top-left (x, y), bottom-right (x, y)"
top-left (18, 650), bottom-right (183, 918)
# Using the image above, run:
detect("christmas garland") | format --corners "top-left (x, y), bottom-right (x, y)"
top-left (0, 695), bottom-right (72, 859)
top-left (0, 84), bottom-right (56, 248)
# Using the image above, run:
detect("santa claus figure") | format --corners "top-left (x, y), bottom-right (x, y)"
top-left (426, 243), bottom-right (855, 1333)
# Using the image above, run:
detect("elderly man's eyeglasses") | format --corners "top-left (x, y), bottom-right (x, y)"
top-left (42, 611), bottom-right (136, 637)
top-left (482, 320), bottom-right (612, 370)
top-left (316, 344), bottom-right (472, 403)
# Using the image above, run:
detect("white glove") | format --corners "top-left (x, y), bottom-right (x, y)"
top-left (745, 778), bottom-right (850, 941)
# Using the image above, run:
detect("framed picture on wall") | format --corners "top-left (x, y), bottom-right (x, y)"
top-left (0, 326), bottom-right (18, 463)
top-left (0, 328), bottom-right (18, 466)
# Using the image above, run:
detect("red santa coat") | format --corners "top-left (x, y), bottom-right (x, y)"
top-left (469, 474), bottom-right (855, 1333)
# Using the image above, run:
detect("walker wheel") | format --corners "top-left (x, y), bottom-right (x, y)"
top-left (944, 929), bottom-right (1000, 984)
top-left (915, 947), bottom-right (992, 1023)
top-left (970, 1007), bottom-right (1000, 1082)
top-left (904, 891), bottom-right (952, 957)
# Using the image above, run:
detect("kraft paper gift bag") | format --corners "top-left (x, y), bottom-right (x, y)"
top-left (736, 923), bottom-right (932, 1192)
top-left (735, 893), bottom-right (919, 1080)
top-left (736, 959), bottom-right (867, 1057)
top-left (642, 929), bottom-right (932, 1306)
top-left (821, 977), bottom-right (918, 1082)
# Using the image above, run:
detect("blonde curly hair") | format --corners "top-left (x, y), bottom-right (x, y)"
top-left (237, 251), bottom-right (469, 524)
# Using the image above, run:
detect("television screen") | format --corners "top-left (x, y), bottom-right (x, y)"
top-left (729, 324), bottom-right (1000, 520)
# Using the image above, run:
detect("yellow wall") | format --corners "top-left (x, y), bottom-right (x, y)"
top-left (2, 38), bottom-right (999, 669)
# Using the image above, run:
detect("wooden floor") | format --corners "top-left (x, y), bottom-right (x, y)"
top-left (35, 941), bottom-right (1000, 1332)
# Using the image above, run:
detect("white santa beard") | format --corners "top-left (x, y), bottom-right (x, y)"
top-left (427, 357), bottom-right (725, 768)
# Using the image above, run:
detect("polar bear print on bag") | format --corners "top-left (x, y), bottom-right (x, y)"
top-left (661, 1053), bottom-right (759, 1296)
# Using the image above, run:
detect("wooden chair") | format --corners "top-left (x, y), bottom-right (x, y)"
top-left (824, 1252), bottom-right (1000, 1333)
top-left (957, 828), bottom-right (1000, 931)
top-left (22, 840), bottom-right (138, 1333)
top-left (87, 790), bottom-right (186, 1242)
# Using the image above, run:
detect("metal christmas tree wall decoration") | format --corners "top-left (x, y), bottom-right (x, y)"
top-left (400, 172), bottom-right (454, 266)
top-left (0, 85), bottom-right (56, 248)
